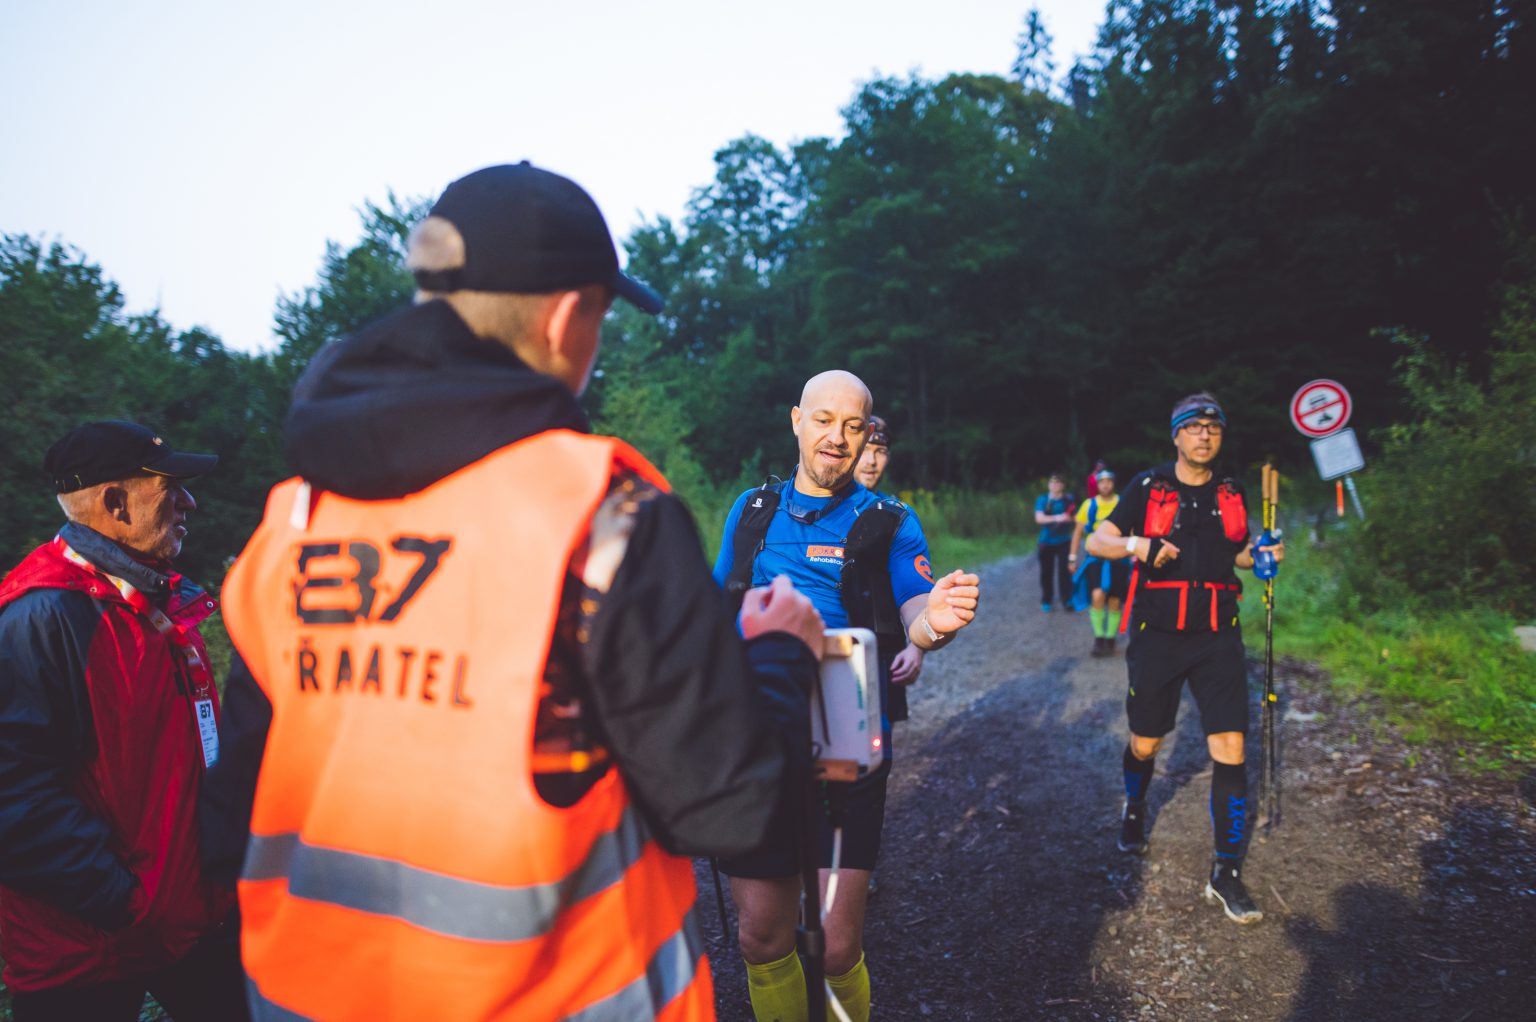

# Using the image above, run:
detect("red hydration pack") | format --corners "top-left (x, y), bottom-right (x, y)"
top-left (1143, 479), bottom-right (1181, 538)
top-left (1216, 480), bottom-right (1249, 542)
top-left (1121, 476), bottom-right (1246, 634)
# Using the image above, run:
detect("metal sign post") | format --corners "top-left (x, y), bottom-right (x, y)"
top-left (1308, 427), bottom-right (1366, 519)
top-left (1292, 380), bottom-right (1366, 519)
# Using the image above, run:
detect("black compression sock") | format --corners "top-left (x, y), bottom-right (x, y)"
top-left (1210, 761), bottom-right (1250, 860)
top-left (1123, 745), bottom-right (1156, 803)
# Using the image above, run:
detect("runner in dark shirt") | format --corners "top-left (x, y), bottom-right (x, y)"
top-left (1087, 393), bottom-right (1285, 925)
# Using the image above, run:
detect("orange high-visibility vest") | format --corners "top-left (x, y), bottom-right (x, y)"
top-left (222, 430), bottom-right (714, 1022)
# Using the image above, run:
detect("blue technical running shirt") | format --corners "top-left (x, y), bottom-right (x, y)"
top-left (713, 481), bottom-right (935, 627)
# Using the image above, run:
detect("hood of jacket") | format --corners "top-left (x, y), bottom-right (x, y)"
top-left (284, 299), bottom-right (591, 500)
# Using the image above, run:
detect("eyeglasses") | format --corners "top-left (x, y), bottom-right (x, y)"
top-left (1180, 422), bottom-right (1224, 437)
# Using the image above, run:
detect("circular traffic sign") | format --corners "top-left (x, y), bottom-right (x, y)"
top-left (1290, 379), bottom-right (1352, 437)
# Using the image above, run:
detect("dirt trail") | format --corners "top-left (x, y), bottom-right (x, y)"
top-left (703, 554), bottom-right (1536, 1021)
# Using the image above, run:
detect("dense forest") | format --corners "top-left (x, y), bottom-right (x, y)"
top-left (2, 0), bottom-right (1533, 608)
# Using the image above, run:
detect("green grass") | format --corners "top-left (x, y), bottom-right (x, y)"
top-left (1241, 529), bottom-right (1536, 766)
top-left (895, 488), bottom-right (1035, 572)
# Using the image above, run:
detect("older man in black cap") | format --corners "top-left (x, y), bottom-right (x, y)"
top-left (0, 421), bottom-right (245, 1021)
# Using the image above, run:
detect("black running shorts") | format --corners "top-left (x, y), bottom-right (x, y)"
top-left (1124, 625), bottom-right (1248, 738)
top-left (717, 757), bottom-right (891, 878)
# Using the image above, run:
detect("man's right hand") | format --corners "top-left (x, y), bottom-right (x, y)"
top-left (1137, 537), bottom-right (1181, 568)
top-left (739, 575), bottom-right (825, 661)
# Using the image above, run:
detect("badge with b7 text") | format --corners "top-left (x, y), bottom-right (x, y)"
top-left (194, 697), bottom-right (219, 767)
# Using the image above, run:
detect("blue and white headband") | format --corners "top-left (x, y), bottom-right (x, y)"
top-left (1170, 398), bottom-right (1227, 438)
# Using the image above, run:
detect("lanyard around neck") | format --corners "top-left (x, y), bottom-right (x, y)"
top-left (781, 470), bottom-right (856, 526)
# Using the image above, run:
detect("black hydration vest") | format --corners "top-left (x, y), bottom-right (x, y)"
top-left (724, 479), bottom-right (914, 721)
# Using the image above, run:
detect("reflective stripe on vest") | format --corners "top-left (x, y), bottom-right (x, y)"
top-left (560, 911), bottom-right (705, 1022)
top-left (247, 909), bottom-right (706, 1022)
top-left (224, 430), bottom-right (714, 1022)
top-left (242, 802), bottom-right (649, 942)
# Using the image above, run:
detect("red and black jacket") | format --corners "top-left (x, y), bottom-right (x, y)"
top-left (0, 524), bottom-right (235, 992)
top-left (1107, 463), bottom-right (1251, 634)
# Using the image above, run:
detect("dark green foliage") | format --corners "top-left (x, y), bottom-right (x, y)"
top-left (272, 194), bottom-right (426, 389)
top-left (0, 236), bottom-right (285, 585)
top-left (0, 196), bottom-right (426, 588)
top-left (3, 0), bottom-right (1532, 620)
top-left (592, 0), bottom-right (1535, 503)
top-left (1344, 239), bottom-right (1536, 611)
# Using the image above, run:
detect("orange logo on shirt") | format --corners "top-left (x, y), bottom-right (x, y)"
top-left (915, 555), bottom-right (935, 583)
top-left (806, 545), bottom-right (845, 559)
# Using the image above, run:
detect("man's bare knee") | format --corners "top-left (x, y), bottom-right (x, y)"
top-left (1207, 731), bottom-right (1245, 765)
top-left (1129, 734), bottom-right (1163, 760)
top-left (825, 935), bottom-right (864, 977)
top-left (737, 920), bottom-right (794, 965)
top-left (731, 876), bottom-right (799, 964)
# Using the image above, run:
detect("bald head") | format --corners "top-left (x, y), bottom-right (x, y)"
top-left (799, 370), bottom-right (872, 418)
top-left (791, 370), bottom-right (875, 496)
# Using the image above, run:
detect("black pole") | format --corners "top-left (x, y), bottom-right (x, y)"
top-left (799, 780), bottom-right (826, 1022)
top-left (1261, 579), bottom-right (1279, 830)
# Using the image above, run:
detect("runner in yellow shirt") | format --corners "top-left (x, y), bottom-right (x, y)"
top-left (1068, 469), bottom-right (1130, 656)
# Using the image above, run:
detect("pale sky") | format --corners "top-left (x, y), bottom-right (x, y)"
top-left (2, 1), bottom-right (1104, 352)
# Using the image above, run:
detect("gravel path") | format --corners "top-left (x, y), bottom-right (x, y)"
top-left (703, 554), bottom-right (1536, 1021)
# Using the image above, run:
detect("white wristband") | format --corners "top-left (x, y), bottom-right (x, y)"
top-left (1125, 535), bottom-right (1138, 553)
top-left (919, 612), bottom-right (941, 644)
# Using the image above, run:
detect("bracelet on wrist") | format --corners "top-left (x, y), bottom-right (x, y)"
top-left (919, 612), bottom-right (941, 644)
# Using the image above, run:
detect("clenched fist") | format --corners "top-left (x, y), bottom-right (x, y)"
top-left (926, 569), bottom-right (981, 636)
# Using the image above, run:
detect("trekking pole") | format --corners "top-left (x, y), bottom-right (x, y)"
top-left (1258, 463), bottom-right (1281, 830)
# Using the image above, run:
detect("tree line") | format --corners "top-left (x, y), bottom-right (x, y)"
top-left (2, 0), bottom-right (1532, 608)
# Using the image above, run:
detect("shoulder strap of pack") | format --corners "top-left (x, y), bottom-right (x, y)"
top-left (842, 498), bottom-right (910, 640)
top-left (844, 498), bottom-right (907, 558)
top-left (724, 479), bottom-right (785, 612)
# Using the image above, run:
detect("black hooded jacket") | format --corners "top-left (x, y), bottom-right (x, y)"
top-left (200, 301), bottom-right (814, 880)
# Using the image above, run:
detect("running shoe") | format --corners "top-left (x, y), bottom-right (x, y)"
top-left (1205, 860), bottom-right (1264, 924)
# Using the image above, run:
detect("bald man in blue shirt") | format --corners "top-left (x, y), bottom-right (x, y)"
top-left (713, 370), bottom-right (980, 1022)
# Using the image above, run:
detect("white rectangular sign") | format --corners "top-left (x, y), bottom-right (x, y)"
top-left (1310, 427), bottom-right (1365, 481)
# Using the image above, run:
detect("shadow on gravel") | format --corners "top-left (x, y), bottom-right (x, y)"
top-left (1286, 802), bottom-right (1536, 1022)
top-left (859, 654), bottom-right (1143, 1020)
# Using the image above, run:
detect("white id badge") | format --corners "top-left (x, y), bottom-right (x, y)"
top-left (194, 698), bottom-right (219, 767)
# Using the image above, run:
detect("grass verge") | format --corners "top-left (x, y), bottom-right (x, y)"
top-left (1241, 528), bottom-right (1536, 769)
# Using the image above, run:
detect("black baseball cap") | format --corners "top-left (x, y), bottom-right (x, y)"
top-left (412, 162), bottom-right (663, 315)
top-left (868, 415), bottom-right (891, 448)
top-left (45, 421), bottom-right (218, 494)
